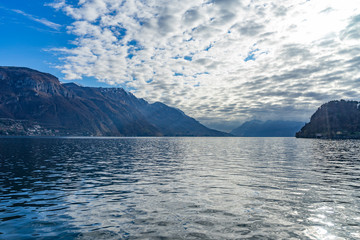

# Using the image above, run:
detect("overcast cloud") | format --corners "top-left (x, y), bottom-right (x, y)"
top-left (49, 0), bottom-right (360, 131)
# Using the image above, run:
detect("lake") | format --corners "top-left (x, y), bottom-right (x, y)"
top-left (0, 137), bottom-right (359, 239)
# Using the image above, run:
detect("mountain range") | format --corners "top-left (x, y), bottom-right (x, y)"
top-left (230, 120), bottom-right (305, 137)
top-left (0, 66), bottom-right (228, 136)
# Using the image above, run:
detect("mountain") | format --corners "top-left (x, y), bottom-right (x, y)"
top-left (231, 120), bottom-right (305, 137)
top-left (0, 66), bottom-right (228, 136)
top-left (296, 100), bottom-right (360, 139)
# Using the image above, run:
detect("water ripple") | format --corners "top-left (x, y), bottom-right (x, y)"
top-left (0, 137), bottom-right (359, 239)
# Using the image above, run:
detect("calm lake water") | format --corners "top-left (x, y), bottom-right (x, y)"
top-left (0, 137), bottom-right (359, 239)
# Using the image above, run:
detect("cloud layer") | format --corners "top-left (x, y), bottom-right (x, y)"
top-left (50, 0), bottom-right (360, 131)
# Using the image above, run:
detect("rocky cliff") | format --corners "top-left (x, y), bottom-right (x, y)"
top-left (0, 67), bottom-right (228, 136)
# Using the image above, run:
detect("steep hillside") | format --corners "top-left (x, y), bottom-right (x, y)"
top-left (0, 67), bottom-right (228, 136)
top-left (296, 100), bottom-right (360, 139)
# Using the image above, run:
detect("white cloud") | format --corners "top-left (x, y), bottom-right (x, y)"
top-left (11, 9), bottom-right (61, 30)
top-left (50, 0), bottom-right (360, 131)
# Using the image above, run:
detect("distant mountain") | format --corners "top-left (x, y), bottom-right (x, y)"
top-left (0, 66), bottom-right (228, 136)
top-left (296, 100), bottom-right (360, 139)
top-left (231, 120), bottom-right (305, 137)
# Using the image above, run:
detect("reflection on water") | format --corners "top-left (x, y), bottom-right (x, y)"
top-left (0, 137), bottom-right (359, 239)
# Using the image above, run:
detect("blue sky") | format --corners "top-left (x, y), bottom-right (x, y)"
top-left (1, 0), bottom-right (360, 131)
top-left (0, 1), bottom-right (67, 74)
top-left (0, 0), bottom-right (110, 87)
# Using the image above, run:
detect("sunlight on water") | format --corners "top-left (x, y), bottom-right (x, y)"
top-left (0, 137), bottom-right (359, 239)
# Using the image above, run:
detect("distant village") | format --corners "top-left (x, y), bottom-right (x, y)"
top-left (0, 118), bottom-right (58, 136)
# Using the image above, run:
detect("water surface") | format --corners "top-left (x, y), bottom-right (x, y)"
top-left (0, 137), bottom-right (359, 239)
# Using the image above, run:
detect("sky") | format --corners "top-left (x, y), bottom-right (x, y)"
top-left (0, 0), bottom-right (359, 132)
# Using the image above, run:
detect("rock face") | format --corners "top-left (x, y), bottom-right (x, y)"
top-left (296, 100), bottom-right (360, 139)
top-left (231, 120), bottom-right (305, 137)
top-left (0, 66), bottom-right (228, 136)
